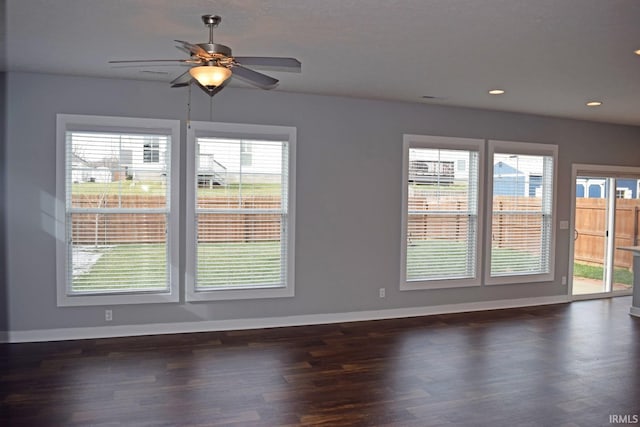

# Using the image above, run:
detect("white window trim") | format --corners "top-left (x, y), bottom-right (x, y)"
top-left (485, 140), bottom-right (558, 285)
top-left (55, 114), bottom-right (180, 306)
top-left (400, 135), bottom-right (485, 290)
top-left (185, 121), bottom-right (296, 301)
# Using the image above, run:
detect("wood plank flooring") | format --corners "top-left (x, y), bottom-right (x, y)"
top-left (1, 297), bottom-right (640, 426)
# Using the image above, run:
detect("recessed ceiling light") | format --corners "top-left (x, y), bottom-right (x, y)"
top-left (488, 89), bottom-right (505, 95)
top-left (635, 49), bottom-right (640, 56)
top-left (586, 101), bottom-right (603, 107)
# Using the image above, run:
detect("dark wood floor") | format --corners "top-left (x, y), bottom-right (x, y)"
top-left (2, 297), bottom-right (639, 426)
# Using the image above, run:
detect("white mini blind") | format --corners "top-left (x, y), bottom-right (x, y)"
top-left (490, 152), bottom-right (553, 276)
top-left (194, 137), bottom-right (289, 289)
top-left (66, 131), bottom-right (171, 294)
top-left (406, 147), bottom-right (479, 281)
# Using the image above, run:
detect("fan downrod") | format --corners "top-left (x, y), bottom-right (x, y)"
top-left (202, 14), bottom-right (222, 44)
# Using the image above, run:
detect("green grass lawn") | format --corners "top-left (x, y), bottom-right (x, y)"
top-left (72, 181), bottom-right (282, 197)
top-left (406, 240), bottom-right (543, 280)
top-left (72, 180), bottom-right (167, 196)
top-left (197, 241), bottom-right (281, 287)
top-left (74, 239), bottom-right (573, 293)
top-left (72, 241), bottom-right (282, 293)
top-left (573, 262), bottom-right (633, 286)
top-left (197, 183), bottom-right (282, 197)
top-left (72, 244), bottom-right (167, 292)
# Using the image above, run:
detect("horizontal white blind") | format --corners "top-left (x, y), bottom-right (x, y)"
top-left (66, 131), bottom-right (170, 294)
top-left (491, 152), bottom-right (553, 276)
top-left (195, 137), bottom-right (288, 289)
top-left (406, 148), bottom-right (479, 281)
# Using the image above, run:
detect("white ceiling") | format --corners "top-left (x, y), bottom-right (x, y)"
top-left (5, 0), bottom-right (640, 125)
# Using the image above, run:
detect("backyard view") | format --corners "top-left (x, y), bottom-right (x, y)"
top-left (572, 191), bottom-right (638, 294)
top-left (69, 133), bottom-right (636, 295)
top-left (67, 131), bottom-right (172, 294)
top-left (405, 147), bottom-right (553, 282)
top-left (68, 134), bottom-right (289, 294)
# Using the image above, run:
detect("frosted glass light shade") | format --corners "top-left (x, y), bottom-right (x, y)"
top-left (189, 66), bottom-right (232, 87)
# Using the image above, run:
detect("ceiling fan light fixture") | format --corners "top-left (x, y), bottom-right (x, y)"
top-left (189, 65), bottom-right (232, 88)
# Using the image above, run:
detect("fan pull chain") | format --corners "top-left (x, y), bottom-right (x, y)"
top-left (210, 96), bottom-right (213, 121)
top-left (187, 82), bottom-right (192, 129)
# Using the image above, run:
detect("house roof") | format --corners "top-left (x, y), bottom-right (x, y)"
top-left (4, 0), bottom-right (640, 125)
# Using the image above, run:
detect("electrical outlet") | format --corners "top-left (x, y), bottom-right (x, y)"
top-left (105, 309), bottom-right (113, 322)
top-left (561, 276), bottom-right (567, 285)
top-left (379, 288), bottom-right (386, 298)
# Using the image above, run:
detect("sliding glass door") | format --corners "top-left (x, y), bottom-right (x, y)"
top-left (572, 173), bottom-right (636, 297)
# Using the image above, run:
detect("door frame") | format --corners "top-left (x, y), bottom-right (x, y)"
top-left (569, 164), bottom-right (639, 300)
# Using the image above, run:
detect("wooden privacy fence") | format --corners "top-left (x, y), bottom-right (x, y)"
top-left (72, 194), bottom-right (640, 269)
top-left (408, 196), bottom-right (544, 253)
top-left (71, 195), bottom-right (282, 244)
top-left (575, 198), bottom-right (640, 269)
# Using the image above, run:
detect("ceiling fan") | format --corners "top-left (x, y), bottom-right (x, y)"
top-left (109, 14), bottom-right (301, 97)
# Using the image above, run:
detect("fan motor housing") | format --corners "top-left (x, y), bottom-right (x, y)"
top-left (198, 43), bottom-right (232, 58)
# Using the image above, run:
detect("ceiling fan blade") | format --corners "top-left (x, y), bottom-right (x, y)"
top-left (233, 57), bottom-right (301, 73)
top-left (175, 45), bottom-right (192, 55)
top-left (174, 40), bottom-right (213, 59)
top-left (231, 64), bottom-right (279, 89)
top-left (170, 70), bottom-right (192, 87)
top-left (109, 59), bottom-right (196, 64)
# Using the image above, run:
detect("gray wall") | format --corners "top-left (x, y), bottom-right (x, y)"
top-left (0, 3), bottom-right (8, 335)
top-left (0, 71), bottom-right (6, 335)
top-left (5, 71), bottom-right (640, 332)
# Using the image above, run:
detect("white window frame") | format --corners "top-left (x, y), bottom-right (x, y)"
top-left (400, 135), bottom-right (485, 290)
top-left (186, 121), bottom-right (296, 301)
top-left (485, 140), bottom-right (557, 285)
top-left (55, 114), bottom-right (180, 306)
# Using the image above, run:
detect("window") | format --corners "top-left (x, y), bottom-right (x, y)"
top-left (486, 141), bottom-right (557, 284)
top-left (401, 135), bottom-right (483, 289)
top-left (240, 142), bottom-right (253, 166)
top-left (56, 115), bottom-right (180, 306)
top-left (186, 122), bottom-right (296, 301)
top-left (143, 141), bottom-right (160, 163)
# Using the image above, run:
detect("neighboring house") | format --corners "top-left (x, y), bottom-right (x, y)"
top-left (493, 161), bottom-right (527, 196)
top-left (407, 149), bottom-right (472, 185)
top-left (71, 152), bottom-right (113, 183)
top-left (197, 139), bottom-right (283, 185)
top-left (408, 159), bottom-right (455, 184)
top-left (71, 133), bottom-right (167, 183)
top-left (576, 178), bottom-right (639, 199)
top-left (493, 160), bottom-right (544, 197)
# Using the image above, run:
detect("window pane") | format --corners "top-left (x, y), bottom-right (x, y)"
top-left (197, 213), bottom-right (283, 287)
top-left (66, 130), bottom-right (171, 295)
top-left (69, 213), bottom-right (168, 293)
top-left (69, 132), bottom-right (169, 208)
top-left (196, 138), bottom-right (284, 209)
top-left (195, 137), bottom-right (288, 289)
top-left (491, 153), bottom-right (553, 276)
top-left (406, 148), bottom-right (479, 281)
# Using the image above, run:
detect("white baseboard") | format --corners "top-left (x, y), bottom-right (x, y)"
top-left (630, 306), bottom-right (640, 318)
top-left (3, 295), bottom-right (570, 343)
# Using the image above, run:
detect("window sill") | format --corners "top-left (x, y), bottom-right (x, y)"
top-left (400, 279), bottom-right (481, 291)
top-left (186, 285), bottom-right (294, 302)
top-left (57, 291), bottom-right (179, 307)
